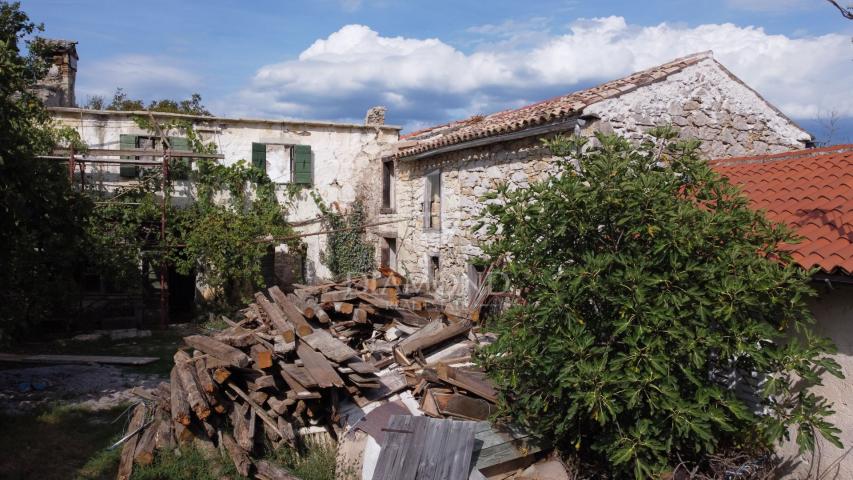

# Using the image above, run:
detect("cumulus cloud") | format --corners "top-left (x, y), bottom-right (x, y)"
top-left (229, 18), bottom-right (852, 129)
top-left (77, 54), bottom-right (201, 102)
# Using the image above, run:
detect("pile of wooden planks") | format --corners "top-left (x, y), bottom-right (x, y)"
top-left (116, 269), bottom-right (497, 479)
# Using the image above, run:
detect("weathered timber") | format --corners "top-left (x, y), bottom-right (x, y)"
top-left (299, 328), bottom-right (360, 363)
top-left (221, 431), bottom-right (252, 477)
top-left (268, 286), bottom-right (313, 336)
top-left (169, 367), bottom-right (191, 426)
top-left (436, 363), bottom-right (498, 403)
top-left (255, 459), bottom-right (301, 479)
top-left (320, 289), bottom-right (358, 303)
top-left (352, 308), bottom-right (368, 323)
top-left (255, 292), bottom-right (296, 343)
top-left (173, 350), bottom-right (211, 420)
top-left (315, 308), bottom-right (331, 324)
top-left (183, 335), bottom-right (250, 368)
top-left (432, 391), bottom-right (494, 420)
top-left (133, 420), bottom-right (158, 465)
top-left (334, 302), bottom-right (354, 314)
top-left (397, 319), bottom-right (472, 357)
top-left (357, 292), bottom-right (398, 309)
top-left (117, 403), bottom-right (146, 480)
top-left (192, 351), bottom-right (216, 394)
top-left (0, 353), bottom-right (158, 366)
top-left (296, 342), bottom-right (345, 388)
top-left (227, 382), bottom-right (285, 439)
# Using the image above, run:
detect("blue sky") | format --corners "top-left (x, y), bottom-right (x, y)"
top-left (22, 0), bottom-right (853, 141)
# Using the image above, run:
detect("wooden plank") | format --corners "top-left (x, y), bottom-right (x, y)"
top-left (221, 432), bottom-right (251, 477)
top-left (436, 364), bottom-right (498, 403)
top-left (0, 352), bottom-right (158, 366)
top-left (117, 403), bottom-right (146, 480)
top-left (373, 414), bottom-right (414, 480)
top-left (255, 459), bottom-right (301, 479)
top-left (397, 320), bottom-right (471, 357)
top-left (173, 350), bottom-right (211, 420)
top-left (255, 292), bottom-right (296, 343)
top-left (299, 328), bottom-right (360, 363)
top-left (280, 363), bottom-right (319, 389)
top-left (226, 382), bottom-right (284, 439)
top-left (433, 392), bottom-right (494, 421)
top-left (183, 335), bottom-right (251, 368)
top-left (296, 342), bottom-right (344, 388)
top-left (268, 286), bottom-right (313, 336)
top-left (357, 292), bottom-right (398, 309)
top-left (320, 289), bottom-right (358, 303)
top-left (169, 367), bottom-right (191, 426)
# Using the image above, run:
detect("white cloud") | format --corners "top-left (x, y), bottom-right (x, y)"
top-left (77, 54), bottom-right (201, 101)
top-left (230, 18), bottom-right (853, 128)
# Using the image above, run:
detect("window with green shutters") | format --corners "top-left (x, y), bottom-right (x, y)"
top-left (252, 142), bottom-right (266, 171)
top-left (119, 134), bottom-right (139, 178)
top-left (168, 136), bottom-right (190, 180)
top-left (291, 145), bottom-right (313, 185)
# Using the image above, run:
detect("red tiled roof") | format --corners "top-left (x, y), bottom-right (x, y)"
top-left (712, 145), bottom-right (853, 275)
top-left (397, 51), bottom-right (716, 159)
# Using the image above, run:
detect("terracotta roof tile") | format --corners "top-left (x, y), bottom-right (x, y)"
top-left (396, 51), bottom-right (716, 159)
top-left (712, 145), bottom-right (853, 275)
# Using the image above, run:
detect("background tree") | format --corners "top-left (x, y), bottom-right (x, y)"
top-left (0, 1), bottom-right (91, 342)
top-left (475, 130), bottom-right (843, 478)
top-left (83, 88), bottom-right (212, 116)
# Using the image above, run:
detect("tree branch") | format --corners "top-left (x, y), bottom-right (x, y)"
top-left (827, 0), bottom-right (853, 19)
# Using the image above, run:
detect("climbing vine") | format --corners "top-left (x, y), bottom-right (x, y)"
top-left (87, 118), bottom-right (302, 305)
top-left (311, 192), bottom-right (375, 280)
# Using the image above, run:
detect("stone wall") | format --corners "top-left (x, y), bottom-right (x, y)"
top-left (50, 108), bottom-right (399, 282)
top-left (585, 58), bottom-right (811, 158)
top-left (390, 59), bottom-right (813, 304)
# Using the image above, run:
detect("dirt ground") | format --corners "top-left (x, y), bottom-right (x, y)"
top-left (0, 326), bottom-right (198, 479)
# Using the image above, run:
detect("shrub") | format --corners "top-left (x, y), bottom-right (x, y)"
top-left (475, 130), bottom-right (843, 478)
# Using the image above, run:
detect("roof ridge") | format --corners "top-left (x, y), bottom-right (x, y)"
top-left (712, 144), bottom-right (853, 167)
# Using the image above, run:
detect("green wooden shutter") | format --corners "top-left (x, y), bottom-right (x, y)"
top-left (119, 134), bottom-right (138, 178)
top-left (168, 136), bottom-right (190, 180)
top-left (252, 142), bottom-right (266, 171)
top-left (292, 145), bottom-right (312, 185)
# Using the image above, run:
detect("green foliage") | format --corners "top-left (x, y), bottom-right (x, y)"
top-left (0, 1), bottom-right (92, 341)
top-left (265, 443), bottom-right (337, 480)
top-left (312, 192), bottom-right (375, 280)
top-left (475, 130), bottom-right (843, 477)
top-left (129, 446), bottom-right (237, 480)
top-left (87, 118), bottom-right (300, 304)
top-left (87, 88), bottom-right (212, 116)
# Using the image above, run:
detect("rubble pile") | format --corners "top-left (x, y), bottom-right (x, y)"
top-left (116, 268), bottom-right (498, 480)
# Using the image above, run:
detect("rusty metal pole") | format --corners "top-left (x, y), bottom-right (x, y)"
top-left (159, 150), bottom-right (170, 329)
top-left (68, 147), bottom-right (75, 184)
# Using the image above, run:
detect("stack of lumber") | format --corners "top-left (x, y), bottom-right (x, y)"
top-left (116, 269), bottom-right (496, 479)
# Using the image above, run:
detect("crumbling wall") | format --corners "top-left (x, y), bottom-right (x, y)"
top-left (392, 59), bottom-right (814, 304)
top-left (585, 58), bottom-right (812, 158)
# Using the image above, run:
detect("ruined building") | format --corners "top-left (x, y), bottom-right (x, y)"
top-left (34, 38), bottom-right (78, 107)
top-left (377, 52), bottom-right (814, 306)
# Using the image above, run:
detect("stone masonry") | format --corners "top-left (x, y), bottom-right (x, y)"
top-left (386, 53), bottom-right (813, 306)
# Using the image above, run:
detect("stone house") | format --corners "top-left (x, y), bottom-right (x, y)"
top-left (377, 51), bottom-right (814, 306)
top-left (33, 38), bottom-right (78, 108)
top-left (51, 107), bottom-right (399, 287)
top-left (713, 145), bottom-right (853, 480)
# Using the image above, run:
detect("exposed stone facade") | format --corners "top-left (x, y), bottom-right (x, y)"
top-left (387, 56), bottom-right (813, 305)
top-left (35, 39), bottom-right (78, 108)
top-left (585, 57), bottom-right (811, 158)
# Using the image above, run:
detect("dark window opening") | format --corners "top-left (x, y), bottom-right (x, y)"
top-left (428, 254), bottom-right (440, 289)
top-left (467, 263), bottom-right (487, 300)
top-left (167, 263), bottom-right (195, 322)
top-left (380, 237), bottom-right (397, 269)
top-left (382, 158), bottom-right (395, 212)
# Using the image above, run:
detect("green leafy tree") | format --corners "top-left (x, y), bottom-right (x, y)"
top-left (96, 88), bottom-right (212, 116)
top-left (0, 1), bottom-right (91, 341)
top-left (475, 130), bottom-right (843, 477)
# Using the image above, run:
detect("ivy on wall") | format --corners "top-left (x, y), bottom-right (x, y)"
top-left (311, 192), bottom-right (375, 280)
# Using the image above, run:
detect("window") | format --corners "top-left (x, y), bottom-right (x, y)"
top-left (428, 254), bottom-right (440, 289)
top-left (381, 158), bottom-right (395, 212)
top-left (380, 237), bottom-right (397, 269)
top-left (251, 143), bottom-right (313, 186)
top-left (118, 134), bottom-right (189, 179)
top-left (424, 169), bottom-right (441, 230)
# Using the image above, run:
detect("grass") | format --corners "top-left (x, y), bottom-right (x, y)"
top-left (0, 404), bottom-right (127, 480)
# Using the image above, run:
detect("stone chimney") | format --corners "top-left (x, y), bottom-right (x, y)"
top-left (34, 38), bottom-right (78, 108)
top-left (365, 106), bottom-right (387, 125)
